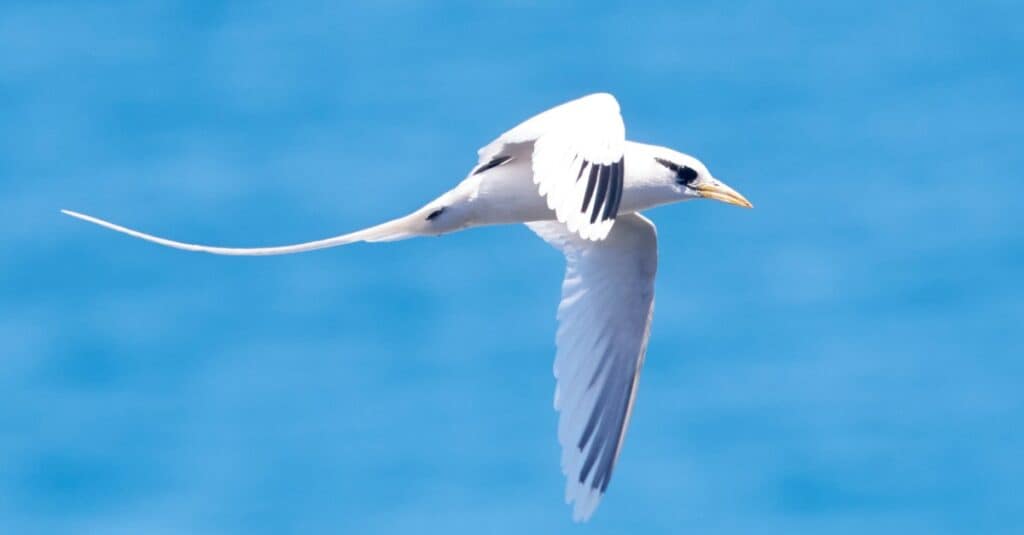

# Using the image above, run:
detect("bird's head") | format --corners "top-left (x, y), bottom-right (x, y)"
top-left (647, 148), bottom-right (753, 209)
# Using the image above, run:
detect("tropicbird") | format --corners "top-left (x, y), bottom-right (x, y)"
top-left (62, 93), bottom-right (752, 521)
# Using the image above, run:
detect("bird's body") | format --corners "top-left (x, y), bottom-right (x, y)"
top-left (426, 141), bottom-right (697, 229)
top-left (62, 93), bottom-right (751, 521)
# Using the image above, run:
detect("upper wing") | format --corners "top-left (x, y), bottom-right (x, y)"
top-left (527, 212), bottom-right (658, 522)
top-left (480, 93), bottom-right (626, 241)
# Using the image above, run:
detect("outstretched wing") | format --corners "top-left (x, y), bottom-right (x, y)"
top-left (480, 93), bottom-right (626, 241)
top-left (527, 212), bottom-right (658, 521)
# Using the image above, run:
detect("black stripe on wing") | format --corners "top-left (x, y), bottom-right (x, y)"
top-left (575, 355), bottom-right (636, 493)
top-left (581, 164), bottom-right (600, 212)
top-left (472, 155), bottom-right (512, 175)
top-left (579, 157), bottom-right (625, 224)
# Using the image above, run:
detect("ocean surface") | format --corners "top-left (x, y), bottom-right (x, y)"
top-left (2, 2), bottom-right (1022, 533)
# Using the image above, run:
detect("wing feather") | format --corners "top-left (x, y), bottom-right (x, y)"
top-left (480, 93), bottom-right (626, 240)
top-left (527, 212), bottom-right (658, 521)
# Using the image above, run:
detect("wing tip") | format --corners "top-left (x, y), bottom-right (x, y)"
top-left (561, 447), bottom-right (608, 522)
top-left (567, 483), bottom-right (604, 522)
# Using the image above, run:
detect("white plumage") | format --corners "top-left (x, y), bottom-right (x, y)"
top-left (62, 93), bottom-right (752, 521)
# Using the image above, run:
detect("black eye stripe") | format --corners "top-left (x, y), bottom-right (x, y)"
top-left (655, 158), bottom-right (699, 185)
top-left (654, 157), bottom-right (679, 173)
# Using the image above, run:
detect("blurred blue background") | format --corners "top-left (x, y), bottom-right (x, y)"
top-left (3, 1), bottom-right (1022, 533)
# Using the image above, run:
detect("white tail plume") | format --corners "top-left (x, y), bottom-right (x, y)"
top-left (60, 209), bottom-right (426, 256)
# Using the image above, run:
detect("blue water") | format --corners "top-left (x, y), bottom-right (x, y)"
top-left (3, 2), bottom-right (1022, 533)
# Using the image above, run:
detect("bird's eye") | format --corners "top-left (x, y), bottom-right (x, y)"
top-left (676, 166), bottom-right (698, 186)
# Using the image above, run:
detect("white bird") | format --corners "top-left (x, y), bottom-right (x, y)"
top-left (62, 93), bottom-right (752, 522)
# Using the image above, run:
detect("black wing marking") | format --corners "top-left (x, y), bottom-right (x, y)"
top-left (602, 157), bottom-right (624, 221)
top-left (425, 207), bottom-right (445, 221)
top-left (577, 353), bottom-right (636, 492)
top-left (581, 164), bottom-right (600, 213)
top-left (578, 157), bottom-right (624, 223)
top-left (472, 155), bottom-right (513, 176)
top-left (591, 165), bottom-right (611, 223)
